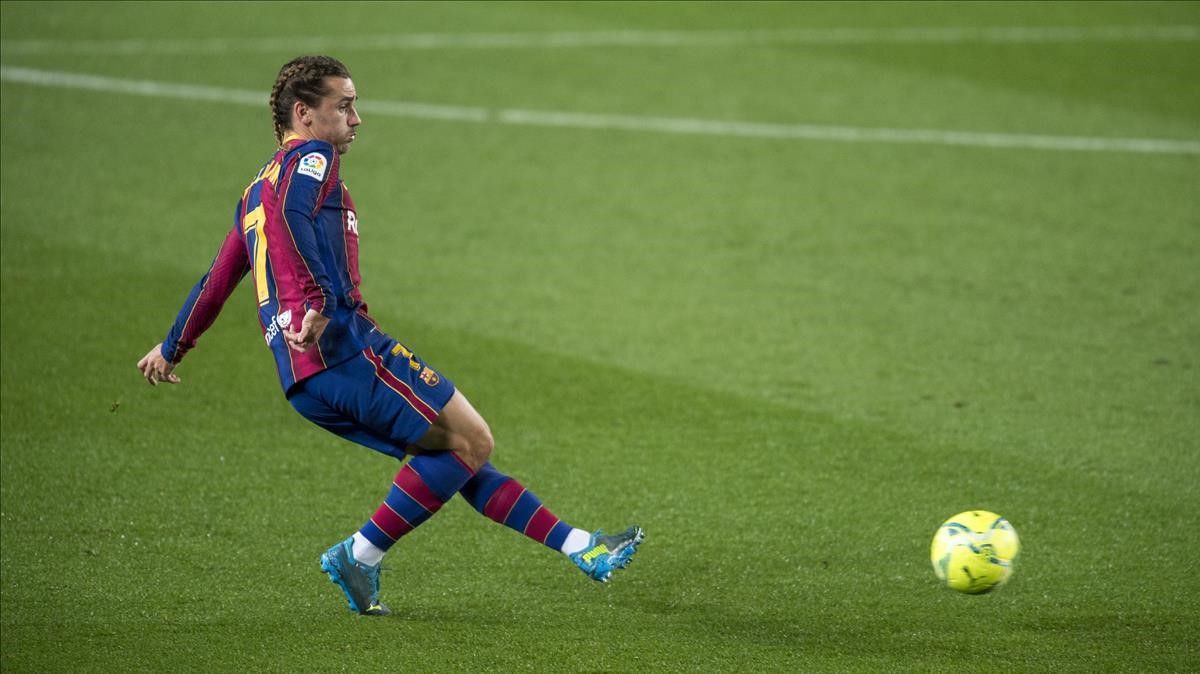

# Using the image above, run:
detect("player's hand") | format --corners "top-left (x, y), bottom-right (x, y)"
top-left (137, 343), bottom-right (181, 386)
top-left (284, 309), bottom-right (330, 353)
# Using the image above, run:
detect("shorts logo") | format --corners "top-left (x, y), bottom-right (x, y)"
top-left (296, 152), bottom-right (327, 181)
top-left (276, 310), bottom-right (292, 329)
top-left (420, 367), bottom-right (440, 387)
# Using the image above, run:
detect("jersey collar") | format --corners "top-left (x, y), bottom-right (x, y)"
top-left (281, 132), bottom-right (306, 149)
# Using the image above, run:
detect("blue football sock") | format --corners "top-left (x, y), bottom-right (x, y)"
top-left (358, 451), bottom-right (474, 551)
top-left (459, 462), bottom-right (573, 551)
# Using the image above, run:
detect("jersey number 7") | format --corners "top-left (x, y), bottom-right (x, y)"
top-left (242, 204), bottom-right (270, 307)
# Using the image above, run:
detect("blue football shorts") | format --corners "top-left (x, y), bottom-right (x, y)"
top-left (287, 334), bottom-right (456, 460)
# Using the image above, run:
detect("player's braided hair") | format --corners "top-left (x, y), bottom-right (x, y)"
top-left (269, 55), bottom-right (352, 146)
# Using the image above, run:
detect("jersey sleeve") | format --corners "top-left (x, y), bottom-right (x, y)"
top-left (161, 224), bottom-right (250, 364)
top-left (276, 144), bottom-right (337, 315)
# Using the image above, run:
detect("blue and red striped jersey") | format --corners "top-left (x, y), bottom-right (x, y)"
top-left (161, 136), bottom-right (379, 393)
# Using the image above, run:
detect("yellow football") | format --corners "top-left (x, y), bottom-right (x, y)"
top-left (930, 510), bottom-right (1020, 594)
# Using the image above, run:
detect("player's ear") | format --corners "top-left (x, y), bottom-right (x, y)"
top-left (293, 99), bottom-right (312, 128)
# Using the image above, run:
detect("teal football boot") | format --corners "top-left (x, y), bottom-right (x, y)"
top-left (319, 537), bottom-right (390, 616)
top-left (569, 526), bottom-right (645, 583)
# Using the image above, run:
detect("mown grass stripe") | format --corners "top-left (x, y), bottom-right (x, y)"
top-left (4, 66), bottom-right (1197, 156)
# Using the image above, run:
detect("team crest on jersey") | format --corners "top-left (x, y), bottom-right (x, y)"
top-left (276, 310), bottom-right (292, 329)
top-left (420, 366), bottom-right (440, 387)
top-left (297, 152), bottom-right (327, 181)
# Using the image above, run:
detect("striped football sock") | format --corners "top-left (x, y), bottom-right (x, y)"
top-left (357, 451), bottom-right (475, 553)
top-left (459, 462), bottom-right (576, 552)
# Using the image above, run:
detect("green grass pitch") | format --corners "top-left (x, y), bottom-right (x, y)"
top-left (2, 1), bottom-right (1198, 670)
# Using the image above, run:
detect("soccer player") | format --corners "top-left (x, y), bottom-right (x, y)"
top-left (136, 55), bottom-right (643, 616)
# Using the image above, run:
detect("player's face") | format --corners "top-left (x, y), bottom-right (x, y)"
top-left (308, 77), bottom-right (361, 154)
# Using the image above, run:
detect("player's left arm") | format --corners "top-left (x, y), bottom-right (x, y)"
top-left (138, 224), bottom-right (249, 385)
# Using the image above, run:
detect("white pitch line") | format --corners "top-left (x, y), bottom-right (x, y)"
top-left (0, 66), bottom-right (487, 122)
top-left (495, 109), bottom-right (1200, 155)
top-left (1, 25), bottom-right (1197, 55)
top-left (3, 66), bottom-right (1198, 156)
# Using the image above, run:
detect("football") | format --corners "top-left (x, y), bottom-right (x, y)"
top-left (930, 510), bottom-right (1020, 594)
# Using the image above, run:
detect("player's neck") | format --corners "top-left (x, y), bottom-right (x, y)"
top-left (281, 131), bottom-right (310, 146)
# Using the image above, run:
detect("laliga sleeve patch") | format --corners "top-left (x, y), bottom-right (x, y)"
top-left (296, 152), bottom-right (328, 181)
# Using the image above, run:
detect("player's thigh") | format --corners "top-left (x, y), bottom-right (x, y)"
top-left (365, 339), bottom-right (457, 445)
top-left (416, 390), bottom-right (493, 454)
top-left (289, 384), bottom-right (411, 460)
top-left (292, 344), bottom-right (453, 453)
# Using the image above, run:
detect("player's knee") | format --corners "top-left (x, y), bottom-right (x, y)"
top-left (467, 422), bottom-right (495, 466)
top-left (452, 422), bottom-right (493, 471)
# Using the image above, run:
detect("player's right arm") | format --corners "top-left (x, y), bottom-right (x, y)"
top-left (138, 224), bottom-right (249, 385)
top-left (269, 143), bottom-right (340, 353)
top-left (273, 143), bottom-right (337, 317)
